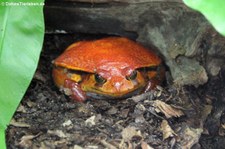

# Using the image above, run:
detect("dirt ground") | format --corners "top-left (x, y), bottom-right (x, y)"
top-left (6, 34), bottom-right (225, 149)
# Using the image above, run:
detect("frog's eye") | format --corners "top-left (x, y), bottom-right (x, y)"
top-left (94, 74), bottom-right (107, 84)
top-left (126, 70), bottom-right (137, 80)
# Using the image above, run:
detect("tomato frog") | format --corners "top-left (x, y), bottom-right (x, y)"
top-left (52, 37), bottom-right (165, 102)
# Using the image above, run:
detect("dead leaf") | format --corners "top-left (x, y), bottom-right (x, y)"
top-left (10, 119), bottom-right (30, 128)
top-left (135, 103), bottom-right (146, 112)
top-left (177, 125), bottom-right (203, 149)
top-left (63, 88), bottom-right (72, 96)
top-left (26, 101), bottom-right (36, 107)
top-left (85, 115), bottom-right (96, 127)
top-left (128, 141), bottom-right (133, 149)
top-left (107, 107), bottom-right (118, 115)
top-left (141, 141), bottom-right (154, 149)
top-left (34, 70), bottom-right (47, 82)
top-left (19, 133), bottom-right (41, 148)
top-left (128, 91), bottom-right (154, 102)
top-left (62, 120), bottom-right (72, 127)
top-left (100, 140), bottom-right (117, 149)
top-left (16, 104), bottom-right (26, 113)
top-left (160, 120), bottom-right (177, 140)
top-left (200, 105), bottom-right (212, 122)
top-left (135, 114), bottom-right (145, 123)
top-left (54, 139), bottom-right (67, 145)
top-left (222, 123), bottom-right (225, 129)
top-left (219, 121), bottom-right (225, 136)
top-left (121, 126), bottom-right (142, 142)
top-left (153, 100), bottom-right (184, 118)
top-left (219, 127), bottom-right (225, 136)
top-left (85, 115), bottom-right (102, 127)
top-left (85, 145), bottom-right (99, 149)
top-left (74, 145), bottom-right (83, 149)
top-left (155, 85), bottom-right (163, 97)
top-left (48, 130), bottom-right (67, 138)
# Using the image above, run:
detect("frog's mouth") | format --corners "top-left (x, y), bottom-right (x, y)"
top-left (85, 87), bottom-right (144, 100)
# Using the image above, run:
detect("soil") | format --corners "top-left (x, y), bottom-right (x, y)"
top-left (6, 34), bottom-right (225, 149)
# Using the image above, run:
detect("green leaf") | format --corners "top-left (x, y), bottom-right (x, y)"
top-left (0, 0), bottom-right (44, 148)
top-left (0, 128), bottom-right (5, 149)
top-left (183, 0), bottom-right (225, 36)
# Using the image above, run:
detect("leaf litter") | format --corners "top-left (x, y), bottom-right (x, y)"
top-left (6, 34), bottom-right (225, 149)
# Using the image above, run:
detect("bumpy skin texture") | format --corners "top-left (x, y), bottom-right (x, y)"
top-left (52, 37), bottom-right (164, 102)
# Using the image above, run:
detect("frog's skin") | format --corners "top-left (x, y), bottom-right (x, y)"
top-left (52, 37), bottom-right (164, 102)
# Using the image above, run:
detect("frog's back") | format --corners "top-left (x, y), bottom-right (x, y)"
top-left (53, 37), bottom-right (161, 72)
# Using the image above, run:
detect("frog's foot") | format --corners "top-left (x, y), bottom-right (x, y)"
top-left (64, 79), bottom-right (87, 102)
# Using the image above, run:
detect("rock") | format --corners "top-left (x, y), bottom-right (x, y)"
top-left (45, 0), bottom-right (225, 86)
top-left (170, 56), bottom-right (208, 86)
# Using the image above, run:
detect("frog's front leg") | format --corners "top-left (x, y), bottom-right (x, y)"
top-left (144, 65), bottom-right (165, 93)
top-left (64, 79), bottom-right (87, 102)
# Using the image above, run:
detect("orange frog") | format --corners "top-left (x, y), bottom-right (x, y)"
top-left (52, 37), bottom-right (164, 102)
